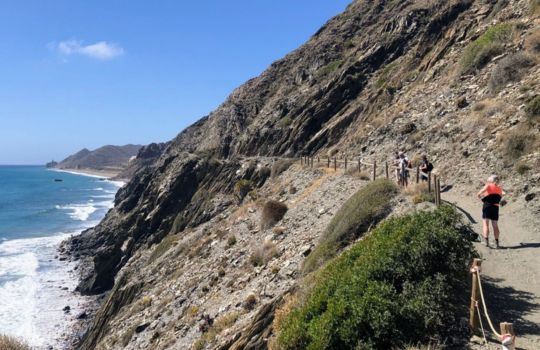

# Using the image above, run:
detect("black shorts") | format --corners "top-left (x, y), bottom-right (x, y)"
top-left (482, 204), bottom-right (499, 221)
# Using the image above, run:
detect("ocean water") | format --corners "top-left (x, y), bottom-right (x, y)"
top-left (0, 166), bottom-right (122, 348)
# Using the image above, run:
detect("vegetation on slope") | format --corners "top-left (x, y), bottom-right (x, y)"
top-left (303, 179), bottom-right (399, 273)
top-left (460, 23), bottom-right (514, 74)
top-left (277, 207), bottom-right (475, 350)
top-left (0, 335), bottom-right (30, 350)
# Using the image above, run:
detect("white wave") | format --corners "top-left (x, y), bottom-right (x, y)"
top-left (57, 203), bottom-right (97, 221)
top-left (93, 187), bottom-right (104, 191)
top-left (0, 233), bottom-right (88, 348)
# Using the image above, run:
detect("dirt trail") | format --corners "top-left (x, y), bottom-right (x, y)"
top-left (443, 189), bottom-right (540, 350)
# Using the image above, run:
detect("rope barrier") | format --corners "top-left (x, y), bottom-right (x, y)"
top-left (475, 300), bottom-right (490, 349)
top-left (476, 269), bottom-right (503, 339)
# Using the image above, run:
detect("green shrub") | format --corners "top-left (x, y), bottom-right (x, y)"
top-left (515, 162), bottom-right (532, 175)
top-left (303, 179), bottom-right (399, 273)
top-left (280, 116), bottom-right (293, 127)
top-left (227, 235), bottom-right (237, 247)
top-left (460, 23), bottom-right (513, 74)
top-left (149, 234), bottom-right (180, 263)
top-left (503, 130), bottom-right (535, 159)
top-left (318, 60), bottom-right (344, 76)
top-left (235, 179), bottom-right (254, 202)
top-left (271, 159), bottom-right (295, 179)
top-left (488, 52), bottom-right (534, 92)
top-left (261, 200), bottom-right (288, 228)
top-left (0, 335), bottom-right (30, 350)
top-left (525, 96), bottom-right (540, 121)
top-left (278, 207), bottom-right (475, 350)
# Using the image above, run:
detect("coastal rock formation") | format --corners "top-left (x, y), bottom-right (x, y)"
top-left (54, 144), bottom-right (142, 173)
top-left (63, 0), bottom-right (540, 348)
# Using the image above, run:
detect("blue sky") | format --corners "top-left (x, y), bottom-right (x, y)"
top-left (0, 0), bottom-right (351, 164)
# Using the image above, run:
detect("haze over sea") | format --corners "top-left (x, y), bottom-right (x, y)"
top-left (0, 166), bottom-right (122, 348)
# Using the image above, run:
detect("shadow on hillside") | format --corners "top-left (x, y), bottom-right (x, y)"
top-left (443, 200), bottom-right (478, 224)
top-left (478, 276), bottom-right (540, 343)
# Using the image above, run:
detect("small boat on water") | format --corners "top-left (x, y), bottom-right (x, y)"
top-left (54, 179), bottom-right (63, 182)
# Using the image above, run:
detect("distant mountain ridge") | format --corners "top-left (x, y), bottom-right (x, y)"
top-left (54, 144), bottom-right (142, 171)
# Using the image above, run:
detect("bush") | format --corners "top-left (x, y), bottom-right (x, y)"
top-left (515, 162), bottom-right (532, 175)
top-left (488, 52), bottom-right (534, 92)
top-left (271, 159), bottom-right (295, 179)
top-left (525, 31), bottom-right (540, 52)
top-left (460, 23), bottom-right (513, 74)
top-left (235, 179), bottom-right (254, 202)
top-left (303, 179), bottom-right (399, 273)
top-left (249, 240), bottom-right (278, 266)
top-left (149, 234), bottom-right (180, 263)
top-left (0, 335), bottom-right (30, 350)
top-left (261, 200), bottom-right (288, 228)
top-left (503, 130), bottom-right (535, 159)
top-left (525, 96), bottom-right (540, 121)
top-left (243, 294), bottom-right (258, 310)
top-left (277, 207), bottom-right (475, 350)
top-left (227, 235), bottom-right (237, 247)
top-left (413, 192), bottom-right (435, 204)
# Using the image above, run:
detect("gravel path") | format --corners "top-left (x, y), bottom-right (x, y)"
top-left (443, 189), bottom-right (540, 350)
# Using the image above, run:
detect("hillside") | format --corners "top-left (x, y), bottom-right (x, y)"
top-left (60, 0), bottom-right (540, 349)
top-left (54, 144), bottom-right (142, 174)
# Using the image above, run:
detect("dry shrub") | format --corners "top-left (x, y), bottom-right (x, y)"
top-left (149, 234), bottom-right (180, 263)
top-left (472, 101), bottom-right (486, 111)
top-left (271, 159), bottom-right (294, 178)
top-left (261, 200), bottom-right (288, 228)
top-left (488, 52), bottom-right (535, 92)
top-left (193, 311), bottom-right (240, 350)
top-left (515, 161), bottom-right (532, 175)
top-left (525, 96), bottom-right (540, 121)
top-left (525, 31), bottom-right (540, 52)
top-left (234, 179), bottom-right (253, 202)
top-left (249, 240), bottom-right (278, 266)
top-left (502, 129), bottom-right (536, 159)
top-left (227, 235), bottom-right (237, 247)
top-left (0, 335), bottom-right (30, 350)
top-left (243, 294), bottom-right (258, 310)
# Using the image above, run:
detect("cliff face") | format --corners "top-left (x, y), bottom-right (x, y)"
top-left (63, 0), bottom-right (540, 348)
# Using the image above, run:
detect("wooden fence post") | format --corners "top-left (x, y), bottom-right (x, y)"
top-left (385, 161), bottom-right (389, 179)
top-left (373, 161), bottom-right (377, 181)
top-left (416, 167), bottom-right (420, 184)
top-left (469, 258), bottom-right (482, 332)
top-left (334, 157), bottom-right (337, 172)
top-left (310, 157), bottom-right (314, 169)
top-left (428, 172), bottom-right (432, 193)
top-left (344, 157), bottom-right (347, 170)
top-left (327, 157), bottom-right (330, 169)
top-left (317, 156), bottom-right (320, 165)
top-left (433, 175), bottom-right (438, 205)
top-left (437, 178), bottom-right (442, 206)
top-left (500, 322), bottom-right (515, 347)
top-left (358, 158), bottom-right (361, 173)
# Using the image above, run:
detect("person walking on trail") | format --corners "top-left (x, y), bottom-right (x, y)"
top-left (477, 175), bottom-right (505, 248)
top-left (419, 154), bottom-right (433, 182)
top-left (398, 151), bottom-right (410, 187)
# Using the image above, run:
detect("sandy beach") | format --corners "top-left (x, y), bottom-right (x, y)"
top-left (51, 168), bottom-right (123, 180)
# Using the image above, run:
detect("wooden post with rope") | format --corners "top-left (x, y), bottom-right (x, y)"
top-left (311, 157), bottom-right (314, 169)
top-left (345, 156), bottom-right (348, 170)
top-left (385, 161), bottom-right (389, 179)
top-left (469, 258), bottom-right (482, 332)
top-left (500, 322), bottom-right (515, 349)
top-left (433, 174), bottom-right (438, 205)
top-left (428, 172), bottom-right (432, 193)
top-left (334, 157), bottom-right (337, 172)
top-left (373, 161), bottom-right (377, 181)
top-left (358, 158), bottom-right (361, 173)
top-left (327, 157), bottom-right (330, 169)
top-left (416, 167), bottom-right (420, 184)
top-left (437, 178), bottom-right (442, 206)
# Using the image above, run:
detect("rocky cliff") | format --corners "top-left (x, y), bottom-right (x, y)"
top-left (62, 0), bottom-right (540, 349)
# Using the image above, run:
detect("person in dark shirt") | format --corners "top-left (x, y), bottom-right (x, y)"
top-left (477, 175), bottom-right (505, 248)
top-left (419, 154), bottom-right (433, 182)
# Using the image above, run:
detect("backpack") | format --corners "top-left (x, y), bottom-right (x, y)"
top-left (426, 162), bottom-right (434, 172)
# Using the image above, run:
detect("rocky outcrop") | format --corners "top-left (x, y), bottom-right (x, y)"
top-left (114, 142), bottom-right (169, 180)
top-left (55, 144), bottom-right (142, 171)
top-left (65, 0), bottom-right (540, 348)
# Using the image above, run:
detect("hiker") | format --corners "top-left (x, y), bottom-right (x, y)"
top-left (397, 151), bottom-right (410, 187)
top-left (419, 155), bottom-right (433, 182)
top-left (477, 175), bottom-right (505, 248)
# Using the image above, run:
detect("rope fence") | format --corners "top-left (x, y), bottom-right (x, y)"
top-left (299, 156), bottom-right (443, 206)
top-left (470, 259), bottom-right (516, 349)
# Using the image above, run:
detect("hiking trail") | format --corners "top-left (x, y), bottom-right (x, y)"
top-left (444, 189), bottom-right (540, 350)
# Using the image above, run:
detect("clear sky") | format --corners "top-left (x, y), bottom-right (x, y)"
top-left (0, 0), bottom-right (351, 165)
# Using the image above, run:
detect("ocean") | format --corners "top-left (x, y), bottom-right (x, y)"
top-left (0, 166), bottom-right (122, 348)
